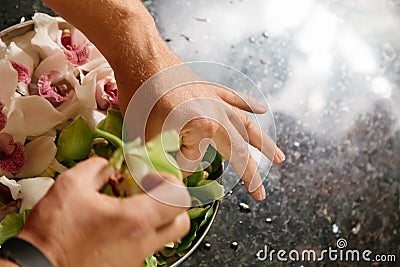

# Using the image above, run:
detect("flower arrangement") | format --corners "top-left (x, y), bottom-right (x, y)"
top-left (0, 13), bottom-right (223, 266)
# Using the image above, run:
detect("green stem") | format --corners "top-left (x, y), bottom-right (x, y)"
top-left (93, 128), bottom-right (123, 148)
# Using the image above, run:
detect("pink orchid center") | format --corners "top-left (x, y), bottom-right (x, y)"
top-left (0, 133), bottom-right (26, 174)
top-left (103, 76), bottom-right (119, 110)
top-left (11, 61), bottom-right (31, 85)
top-left (61, 29), bottom-right (73, 50)
top-left (38, 72), bottom-right (74, 105)
top-left (0, 102), bottom-right (6, 131)
top-left (60, 29), bottom-right (90, 66)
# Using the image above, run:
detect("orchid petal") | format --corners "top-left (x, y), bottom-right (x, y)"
top-left (77, 46), bottom-right (109, 72)
top-left (0, 108), bottom-right (27, 143)
top-left (75, 71), bottom-right (97, 109)
top-left (17, 177), bottom-right (54, 213)
top-left (0, 176), bottom-right (21, 200)
top-left (11, 30), bottom-right (41, 68)
top-left (57, 29), bottom-right (90, 66)
top-left (0, 133), bottom-right (26, 174)
top-left (33, 52), bottom-right (71, 79)
top-left (125, 155), bottom-right (153, 183)
top-left (31, 13), bottom-right (63, 59)
top-left (0, 60), bottom-right (18, 107)
top-left (56, 95), bottom-right (81, 119)
top-left (15, 136), bottom-right (57, 178)
top-left (0, 39), bottom-right (6, 59)
top-left (6, 42), bottom-right (34, 78)
top-left (38, 72), bottom-right (74, 103)
top-left (0, 102), bottom-right (6, 131)
top-left (12, 96), bottom-right (66, 136)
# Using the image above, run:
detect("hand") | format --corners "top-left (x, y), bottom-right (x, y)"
top-left (41, 0), bottom-right (286, 201)
top-left (136, 80), bottom-right (286, 201)
top-left (17, 157), bottom-right (191, 267)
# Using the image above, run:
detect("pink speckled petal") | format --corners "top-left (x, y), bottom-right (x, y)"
top-left (11, 61), bottom-right (31, 84)
top-left (38, 72), bottom-right (74, 103)
top-left (0, 102), bottom-right (6, 131)
top-left (0, 133), bottom-right (26, 174)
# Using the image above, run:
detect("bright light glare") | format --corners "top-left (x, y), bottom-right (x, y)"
top-left (371, 76), bottom-right (393, 98)
top-left (337, 29), bottom-right (377, 73)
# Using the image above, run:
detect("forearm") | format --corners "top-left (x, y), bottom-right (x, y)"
top-left (42, 0), bottom-right (181, 111)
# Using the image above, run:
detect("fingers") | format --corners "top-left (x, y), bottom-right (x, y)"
top-left (214, 84), bottom-right (267, 114)
top-left (227, 106), bottom-right (285, 164)
top-left (177, 118), bottom-right (218, 177)
top-left (154, 212), bottom-right (190, 250)
top-left (60, 157), bottom-right (113, 191)
top-left (212, 124), bottom-right (266, 200)
top-left (123, 173), bottom-right (191, 230)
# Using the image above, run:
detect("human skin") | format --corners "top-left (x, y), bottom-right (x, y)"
top-left (0, 157), bottom-right (191, 267)
top-left (42, 0), bottom-right (286, 201)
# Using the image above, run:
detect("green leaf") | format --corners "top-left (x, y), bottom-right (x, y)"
top-left (188, 206), bottom-right (210, 220)
top-left (199, 204), bottom-right (215, 228)
top-left (56, 116), bottom-right (92, 163)
top-left (188, 180), bottom-right (224, 203)
top-left (186, 171), bottom-right (204, 187)
top-left (0, 213), bottom-right (24, 245)
top-left (143, 254), bottom-right (158, 267)
top-left (102, 109), bottom-right (123, 139)
top-left (176, 221), bottom-right (198, 253)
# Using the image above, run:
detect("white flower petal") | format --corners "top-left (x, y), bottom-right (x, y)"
top-left (0, 108), bottom-right (27, 143)
top-left (12, 96), bottom-right (66, 136)
top-left (0, 38), bottom-right (6, 59)
top-left (75, 71), bottom-right (97, 109)
top-left (11, 30), bottom-right (41, 68)
top-left (33, 52), bottom-right (71, 79)
top-left (17, 177), bottom-right (54, 212)
top-left (0, 59), bottom-right (18, 107)
top-left (15, 136), bottom-right (57, 178)
top-left (6, 42), bottom-right (35, 75)
top-left (125, 155), bottom-right (153, 184)
top-left (31, 13), bottom-right (63, 59)
top-left (56, 96), bottom-right (81, 119)
top-left (0, 176), bottom-right (21, 200)
top-left (77, 46), bottom-right (109, 72)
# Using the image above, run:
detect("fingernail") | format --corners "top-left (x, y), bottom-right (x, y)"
top-left (275, 147), bottom-right (286, 163)
top-left (141, 174), bottom-right (164, 191)
top-left (254, 186), bottom-right (266, 201)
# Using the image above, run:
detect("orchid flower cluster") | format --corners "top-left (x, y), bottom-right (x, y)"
top-left (0, 13), bottom-right (224, 267)
top-left (0, 13), bottom-right (119, 217)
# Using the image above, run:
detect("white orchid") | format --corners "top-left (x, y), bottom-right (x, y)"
top-left (0, 13), bottom-right (120, 221)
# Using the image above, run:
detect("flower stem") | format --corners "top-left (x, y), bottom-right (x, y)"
top-left (93, 128), bottom-right (123, 148)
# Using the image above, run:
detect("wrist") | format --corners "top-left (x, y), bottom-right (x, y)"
top-left (16, 230), bottom-right (65, 267)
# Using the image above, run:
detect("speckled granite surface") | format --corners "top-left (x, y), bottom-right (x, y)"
top-left (1, 0), bottom-right (399, 266)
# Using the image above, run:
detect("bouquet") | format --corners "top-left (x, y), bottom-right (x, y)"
top-left (0, 13), bottom-right (223, 266)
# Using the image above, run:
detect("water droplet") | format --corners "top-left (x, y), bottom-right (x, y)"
top-left (265, 218), bottom-right (272, 223)
top-left (332, 223), bottom-right (339, 234)
top-left (203, 242), bottom-right (211, 250)
top-left (238, 220), bottom-right (243, 224)
top-left (230, 241), bottom-right (239, 250)
top-left (249, 36), bottom-right (256, 43)
top-left (240, 181), bottom-right (245, 185)
top-left (20, 17), bottom-right (26, 23)
top-left (239, 202), bottom-right (251, 212)
top-left (260, 59), bottom-right (266, 65)
top-left (262, 31), bottom-right (270, 38)
top-left (351, 223), bottom-right (361, 235)
top-left (293, 141), bottom-right (300, 147)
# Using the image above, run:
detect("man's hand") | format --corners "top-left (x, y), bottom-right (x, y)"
top-left (17, 157), bottom-right (191, 267)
